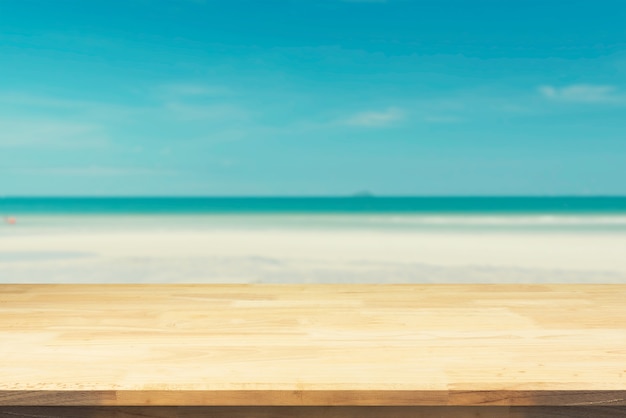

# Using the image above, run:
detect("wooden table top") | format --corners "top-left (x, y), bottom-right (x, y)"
top-left (1, 284), bottom-right (625, 407)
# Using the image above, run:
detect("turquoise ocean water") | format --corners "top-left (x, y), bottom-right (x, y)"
top-left (3, 196), bottom-right (626, 214)
top-left (2, 197), bottom-right (626, 283)
top-left (3, 197), bottom-right (626, 234)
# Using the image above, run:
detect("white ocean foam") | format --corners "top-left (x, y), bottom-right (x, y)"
top-left (379, 215), bottom-right (626, 226)
top-left (4, 214), bottom-right (626, 235)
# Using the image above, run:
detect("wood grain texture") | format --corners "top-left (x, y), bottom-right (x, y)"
top-left (1, 407), bottom-right (626, 418)
top-left (1, 284), bottom-right (625, 407)
top-left (0, 406), bottom-right (507, 418)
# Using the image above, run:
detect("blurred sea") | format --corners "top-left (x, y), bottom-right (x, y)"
top-left (2, 196), bottom-right (626, 234)
top-left (2, 197), bottom-right (626, 284)
top-left (3, 196), bottom-right (626, 214)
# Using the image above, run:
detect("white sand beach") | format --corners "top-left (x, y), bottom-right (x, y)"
top-left (1, 219), bottom-right (625, 283)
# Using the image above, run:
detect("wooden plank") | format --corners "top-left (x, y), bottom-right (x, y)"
top-left (1, 285), bottom-right (625, 407)
top-left (0, 406), bottom-right (502, 418)
top-left (2, 407), bottom-right (626, 418)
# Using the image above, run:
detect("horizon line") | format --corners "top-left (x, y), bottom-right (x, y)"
top-left (3, 195), bottom-right (626, 199)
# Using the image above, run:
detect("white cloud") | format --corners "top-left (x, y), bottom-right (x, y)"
top-left (0, 93), bottom-right (89, 109)
top-left (154, 84), bottom-right (248, 122)
top-left (0, 119), bottom-right (108, 148)
top-left (539, 84), bottom-right (622, 103)
top-left (0, 92), bottom-right (144, 121)
top-left (343, 107), bottom-right (404, 127)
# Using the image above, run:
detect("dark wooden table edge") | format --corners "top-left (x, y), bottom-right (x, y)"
top-left (1, 390), bottom-right (626, 406)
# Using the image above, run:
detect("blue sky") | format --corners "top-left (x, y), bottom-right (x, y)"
top-left (1, 0), bottom-right (625, 196)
